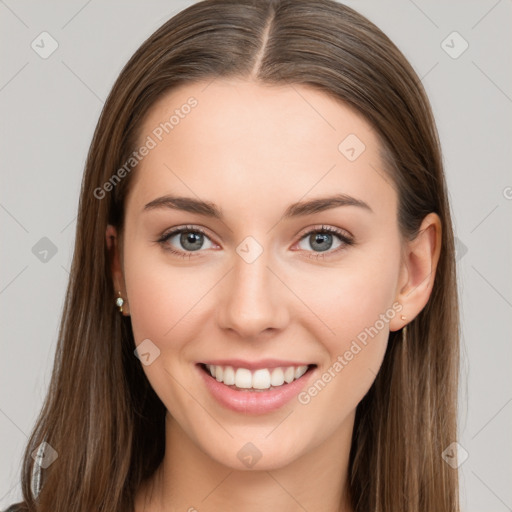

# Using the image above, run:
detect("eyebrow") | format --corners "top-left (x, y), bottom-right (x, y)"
top-left (143, 193), bottom-right (373, 219)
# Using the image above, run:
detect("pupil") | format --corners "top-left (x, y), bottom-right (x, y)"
top-left (182, 231), bottom-right (203, 251)
top-left (312, 233), bottom-right (332, 252)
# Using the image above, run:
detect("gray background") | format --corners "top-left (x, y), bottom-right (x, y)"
top-left (1, 1), bottom-right (511, 510)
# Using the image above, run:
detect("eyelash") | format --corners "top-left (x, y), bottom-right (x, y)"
top-left (156, 224), bottom-right (355, 260)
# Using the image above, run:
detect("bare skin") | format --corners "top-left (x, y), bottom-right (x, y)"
top-left (105, 78), bottom-right (441, 512)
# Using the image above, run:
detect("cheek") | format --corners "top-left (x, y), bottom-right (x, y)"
top-left (124, 246), bottom-right (208, 344)
top-left (295, 286), bottom-right (395, 435)
top-left (298, 253), bottom-right (399, 344)
top-left (333, 271), bottom-right (397, 340)
top-left (296, 251), bottom-right (399, 398)
top-left (123, 249), bottom-right (207, 412)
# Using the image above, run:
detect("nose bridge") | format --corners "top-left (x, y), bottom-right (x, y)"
top-left (217, 235), bottom-right (288, 336)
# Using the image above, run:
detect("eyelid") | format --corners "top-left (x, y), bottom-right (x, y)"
top-left (295, 223), bottom-right (354, 242)
top-left (159, 223), bottom-right (210, 238)
top-left (157, 223), bottom-right (354, 258)
top-left (292, 224), bottom-right (355, 260)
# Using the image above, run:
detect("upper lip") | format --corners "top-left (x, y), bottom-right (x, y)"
top-left (199, 359), bottom-right (315, 370)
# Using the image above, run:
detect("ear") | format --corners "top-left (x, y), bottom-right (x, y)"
top-left (105, 224), bottom-right (130, 316)
top-left (390, 212), bottom-right (442, 332)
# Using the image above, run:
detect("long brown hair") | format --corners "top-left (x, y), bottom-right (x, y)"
top-left (13, 1), bottom-right (460, 510)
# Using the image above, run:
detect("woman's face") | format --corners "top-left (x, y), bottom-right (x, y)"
top-left (117, 78), bottom-right (408, 470)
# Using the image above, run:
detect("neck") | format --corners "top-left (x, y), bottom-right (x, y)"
top-left (137, 410), bottom-right (355, 512)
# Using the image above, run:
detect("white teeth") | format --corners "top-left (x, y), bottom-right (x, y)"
top-left (270, 368), bottom-right (285, 386)
top-left (204, 364), bottom-right (310, 390)
top-left (252, 369), bottom-right (271, 390)
top-left (283, 367), bottom-right (295, 384)
top-left (222, 366), bottom-right (235, 385)
top-left (235, 368), bottom-right (252, 388)
top-left (295, 366), bottom-right (308, 379)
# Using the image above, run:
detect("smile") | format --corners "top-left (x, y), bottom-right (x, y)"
top-left (204, 363), bottom-right (310, 390)
top-left (197, 362), bottom-right (317, 414)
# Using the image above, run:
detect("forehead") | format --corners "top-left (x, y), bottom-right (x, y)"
top-left (127, 78), bottom-right (396, 219)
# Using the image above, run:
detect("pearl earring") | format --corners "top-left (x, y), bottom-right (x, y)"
top-left (115, 291), bottom-right (124, 313)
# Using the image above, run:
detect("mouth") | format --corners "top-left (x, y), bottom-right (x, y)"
top-left (198, 362), bottom-right (317, 391)
top-left (196, 361), bottom-right (317, 414)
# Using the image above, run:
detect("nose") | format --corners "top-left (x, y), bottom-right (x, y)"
top-left (216, 244), bottom-right (290, 339)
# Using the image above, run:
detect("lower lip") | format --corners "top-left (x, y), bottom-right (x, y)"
top-left (197, 364), bottom-right (316, 414)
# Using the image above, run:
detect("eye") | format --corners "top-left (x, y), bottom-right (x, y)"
top-left (157, 225), bottom-right (216, 258)
top-left (294, 225), bottom-right (354, 259)
top-left (157, 224), bottom-right (354, 260)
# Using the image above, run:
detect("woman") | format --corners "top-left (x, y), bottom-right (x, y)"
top-left (6, 0), bottom-right (460, 510)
